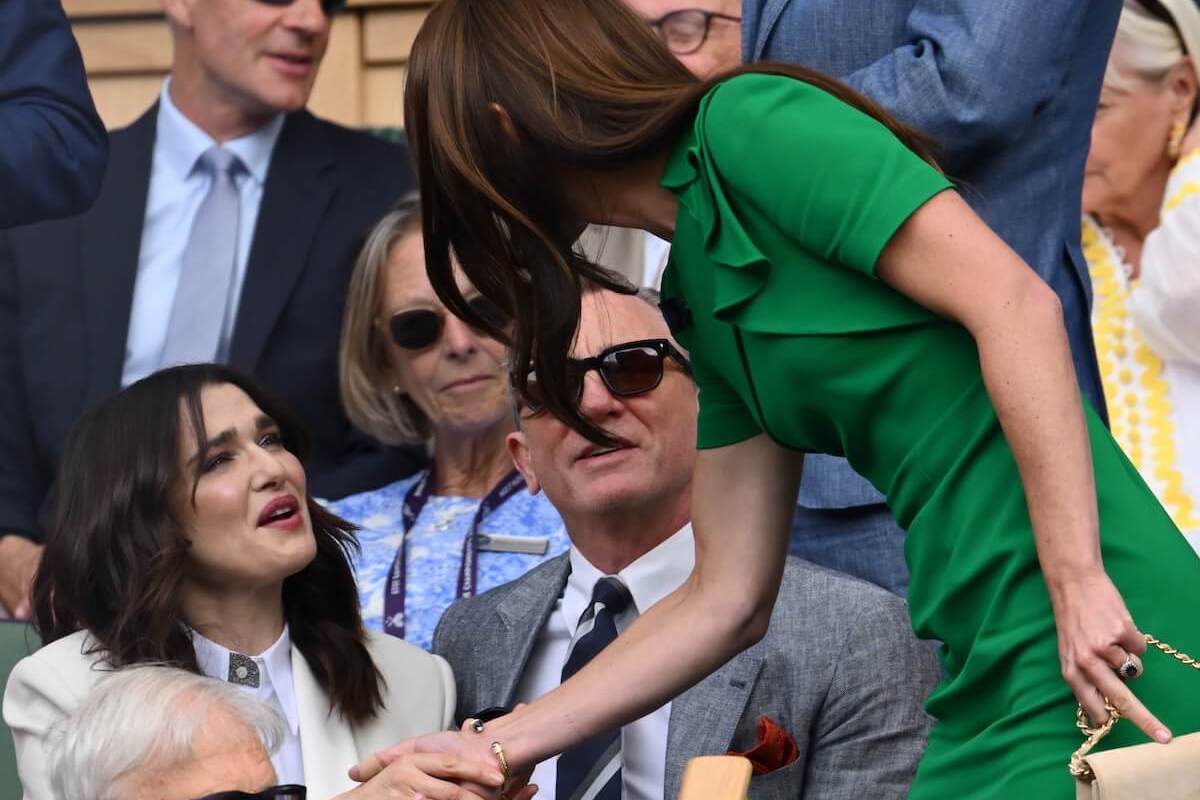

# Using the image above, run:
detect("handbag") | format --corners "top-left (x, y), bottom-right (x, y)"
top-left (1070, 635), bottom-right (1200, 799)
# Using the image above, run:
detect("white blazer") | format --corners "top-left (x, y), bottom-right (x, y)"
top-left (3, 629), bottom-right (455, 800)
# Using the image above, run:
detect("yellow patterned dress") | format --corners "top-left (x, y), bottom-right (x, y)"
top-left (1083, 153), bottom-right (1200, 548)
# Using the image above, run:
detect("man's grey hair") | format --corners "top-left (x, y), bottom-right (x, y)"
top-left (46, 666), bottom-right (287, 800)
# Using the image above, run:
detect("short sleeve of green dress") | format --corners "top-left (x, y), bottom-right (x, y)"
top-left (659, 73), bottom-right (952, 450)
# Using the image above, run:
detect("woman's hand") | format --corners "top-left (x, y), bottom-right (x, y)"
top-left (350, 729), bottom-right (536, 800)
top-left (337, 749), bottom-right (520, 800)
top-left (1049, 567), bottom-right (1171, 743)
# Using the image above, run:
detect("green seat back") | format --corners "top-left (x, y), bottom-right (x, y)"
top-left (0, 622), bottom-right (40, 800)
top-left (364, 126), bottom-right (406, 145)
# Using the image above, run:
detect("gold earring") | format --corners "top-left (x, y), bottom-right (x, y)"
top-left (1168, 120), bottom-right (1186, 159)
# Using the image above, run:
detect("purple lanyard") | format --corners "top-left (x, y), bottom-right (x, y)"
top-left (383, 467), bottom-right (526, 639)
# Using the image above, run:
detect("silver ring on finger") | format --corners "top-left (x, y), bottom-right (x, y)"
top-left (1117, 652), bottom-right (1143, 681)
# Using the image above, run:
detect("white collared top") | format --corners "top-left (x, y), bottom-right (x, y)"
top-left (191, 625), bottom-right (303, 785)
top-left (514, 524), bottom-right (696, 800)
top-left (1084, 150), bottom-right (1200, 545)
top-left (121, 80), bottom-right (285, 387)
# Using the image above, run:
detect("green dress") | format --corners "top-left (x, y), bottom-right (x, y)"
top-left (660, 73), bottom-right (1200, 798)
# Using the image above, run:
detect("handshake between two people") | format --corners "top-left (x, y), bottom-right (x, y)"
top-left (344, 717), bottom-right (538, 800)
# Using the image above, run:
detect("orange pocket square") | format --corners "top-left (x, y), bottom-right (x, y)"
top-left (726, 715), bottom-right (800, 776)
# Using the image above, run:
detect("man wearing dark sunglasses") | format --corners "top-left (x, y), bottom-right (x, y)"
top-left (0, 0), bottom-right (422, 617)
top-left (432, 287), bottom-right (938, 800)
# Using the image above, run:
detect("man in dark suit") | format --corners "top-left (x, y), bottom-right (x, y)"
top-left (0, 0), bottom-right (420, 616)
top-left (628, 0), bottom-right (1122, 597)
top-left (1, 0), bottom-right (108, 227)
top-left (433, 288), bottom-right (938, 800)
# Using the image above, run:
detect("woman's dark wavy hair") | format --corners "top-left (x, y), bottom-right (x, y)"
top-left (404, 0), bottom-right (939, 443)
top-left (32, 364), bottom-right (385, 723)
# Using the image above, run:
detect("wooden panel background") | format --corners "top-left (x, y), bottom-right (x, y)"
top-left (64, 0), bottom-right (434, 130)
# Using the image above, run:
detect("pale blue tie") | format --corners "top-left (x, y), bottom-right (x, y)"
top-left (160, 146), bottom-right (242, 368)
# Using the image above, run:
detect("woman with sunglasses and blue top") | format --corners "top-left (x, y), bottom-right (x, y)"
top-left (329, 196), bottom-right (571, 651)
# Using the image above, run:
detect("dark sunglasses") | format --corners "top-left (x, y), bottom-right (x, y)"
top-left (385, 295), bottom-right (508, 351)
top-left (649, 8), bottom-right (743, 56)
top-left (253, 0), bottom-right (346, 15)
top-left (522, 338), bottom-right (692, 412)
top-left (195, 785), bottom-right (306, 800)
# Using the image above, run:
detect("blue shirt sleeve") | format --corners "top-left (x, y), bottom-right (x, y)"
top-left (0, 0), bottom-right (108, 227)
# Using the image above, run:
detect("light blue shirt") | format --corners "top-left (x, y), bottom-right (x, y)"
top-left (328, 469), bottom-right (571, 651)
top-left (121, 81), bottom-right (285, 387)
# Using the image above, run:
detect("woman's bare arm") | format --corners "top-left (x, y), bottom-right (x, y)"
top-left (352, 434), bottom-right (803, 784)
top-left (877, 190), bottom-right (1169, 742)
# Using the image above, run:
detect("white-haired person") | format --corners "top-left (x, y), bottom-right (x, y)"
top-left (47, 666), bottom-right (517, 800)
top-left (328, 195), bottom-right (570, 651)
top-left (46, 666), bottom-right (293, 800)
top-left (1083, 0), bottom-right (1200, 550)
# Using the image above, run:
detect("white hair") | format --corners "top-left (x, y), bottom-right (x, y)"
top-left (1106, 1), bottom-right (1197, 91)
top-left (46, 666), bottom-right (287, 800)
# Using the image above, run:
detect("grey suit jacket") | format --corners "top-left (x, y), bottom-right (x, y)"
top-left (433, 555), bottom-right (939, 800)
top-left (743, 0), bottom-right (1120, 509)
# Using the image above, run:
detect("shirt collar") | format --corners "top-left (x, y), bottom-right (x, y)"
top-left (190, 625), bottom-right (300, 735)
top-left (155, 78), bottom-right (285, 185)
top-left (563, 523), bottom-right (696, 635)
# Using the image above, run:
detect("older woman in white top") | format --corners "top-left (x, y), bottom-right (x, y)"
top-left (3, 365), bottom-right (502, 800)
top-left (1083, 0), bottom-right (1200, 548)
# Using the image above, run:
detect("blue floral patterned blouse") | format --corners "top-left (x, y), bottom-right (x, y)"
top-left (327, 470), bottom-right (570, 651)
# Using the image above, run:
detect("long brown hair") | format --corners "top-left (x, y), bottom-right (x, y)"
top-left (404, 0), bottom-right (938, 441)
top-left (33, 364), bottom-right (385, 724)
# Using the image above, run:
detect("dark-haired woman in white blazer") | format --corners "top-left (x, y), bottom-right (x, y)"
top-left (3, 365), bottom-right (475, 800)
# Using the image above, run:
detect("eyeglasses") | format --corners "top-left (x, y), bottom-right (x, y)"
top-left (195, 785), bottom-right (306, 800)
top-left (648, 9), bottom-right (742, 56)
top-left (522, 338), bottom-right (692, 412)
top-left (253, 0), bottom-right (347, 15)
top-left (384, 295), bottom-right (508, 351)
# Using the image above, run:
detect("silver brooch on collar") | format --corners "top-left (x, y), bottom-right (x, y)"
top-left (228, 653), bottom-right (261, 688)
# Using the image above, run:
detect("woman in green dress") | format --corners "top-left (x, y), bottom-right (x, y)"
top-left (354, 0), bottom-right (1200, 796)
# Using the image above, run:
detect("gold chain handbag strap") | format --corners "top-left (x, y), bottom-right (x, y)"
top-left (1069, 635), bottom-right (1200, 781)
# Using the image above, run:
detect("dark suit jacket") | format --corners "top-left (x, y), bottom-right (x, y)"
top-left (433, 556), bottom-right (939, 800)
top-left (742, 0), bottom-right (1120, 509)
top-left (0, 0), bottom-right (108, 227)
top-left (0, 105), bottom-right (423, 541)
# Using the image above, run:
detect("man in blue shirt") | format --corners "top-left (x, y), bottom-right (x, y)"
top-left (627, 0), bottom-right (1120, 596)
top-left (0, 0), bottom-right (420, 617)
top-left (0, 0), bottom-right (107, 227)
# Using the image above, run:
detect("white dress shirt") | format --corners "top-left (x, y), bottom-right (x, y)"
top-left (121, 80), bottom-right (285, 387)
top-left (191, 625), bottom-right (304, 785)
top-left (641, 232), bottom-right (671, 290)
top-left (514, 525), bottom-right (696, 800)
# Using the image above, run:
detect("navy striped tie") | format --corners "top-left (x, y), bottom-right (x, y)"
top-left (557, 576), bottom-right (634, 800)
